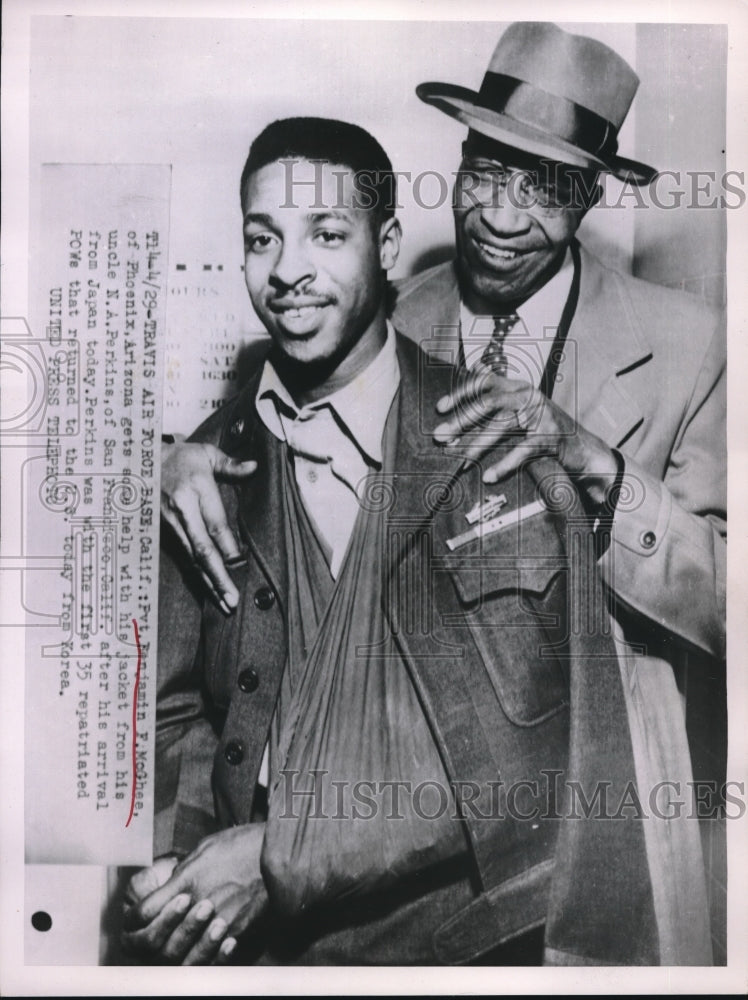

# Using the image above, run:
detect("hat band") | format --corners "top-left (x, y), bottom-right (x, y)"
top-left (477, 72), bottom-right (619, 162)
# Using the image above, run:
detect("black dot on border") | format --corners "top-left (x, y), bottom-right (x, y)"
top-left (31, 910), bottom-right (52, 932)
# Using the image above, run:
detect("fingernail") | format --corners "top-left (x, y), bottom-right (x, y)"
top-left (223, 590), bottom-right (239, 609)
top-left (436, 397), bottom-right (449, 413)
top-left (219, 599), bottom-right (231, 616)
top-left (209, 918), bottom-right (227, 941)
top-left (174, 894), bottom-right (191, 913)
top-left (221, 937), bottom-right (237, 957)
top-left (195, 899), bottom-right (214, 920)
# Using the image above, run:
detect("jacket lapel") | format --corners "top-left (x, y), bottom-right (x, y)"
top-left (386, 337), bottom-right (565, 895)
top-left (389, 335), bottom-right (561, 610)
top-left (389, 335), bottom-right (466, 564)
top-left (217, 361), bottom-right (288, 606)
top-left (555, 242), bottom-right (653, 449)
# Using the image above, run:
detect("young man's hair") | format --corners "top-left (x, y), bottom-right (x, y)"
top-left (239, 116), bottom-right (397, 224)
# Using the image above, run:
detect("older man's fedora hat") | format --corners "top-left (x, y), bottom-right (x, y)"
top-left (417, 21), bottom-right (656, 184)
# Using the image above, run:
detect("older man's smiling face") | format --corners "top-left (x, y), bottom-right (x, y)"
top-left (453, 137), bottom-right (597, 308)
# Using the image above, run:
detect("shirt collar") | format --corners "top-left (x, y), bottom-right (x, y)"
top-left (255, 321), bottom-right (400, 466)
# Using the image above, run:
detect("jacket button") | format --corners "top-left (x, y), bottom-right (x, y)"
top-left (254, 586), bottom-right (276, 610)
top-left (224, 740), bottom-right (244, 766)
top-left (238, 668), bottom-right (259, 693)
top-left (640, 530), bottom-right (656, 549)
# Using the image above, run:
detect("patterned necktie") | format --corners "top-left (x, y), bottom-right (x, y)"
top-left (481, 313), bottom-right (520, 376)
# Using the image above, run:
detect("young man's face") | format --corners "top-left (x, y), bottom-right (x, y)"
top-left (242, 159), bottom-right (399, 372)
top-left (453, 139), bottom-right (595, 306)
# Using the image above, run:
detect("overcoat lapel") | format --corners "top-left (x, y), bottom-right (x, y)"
top-left (551, 243), bottom-right (653, 449)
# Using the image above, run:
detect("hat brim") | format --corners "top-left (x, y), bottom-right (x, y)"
top-left (417, 82), bottom-right (657, 186)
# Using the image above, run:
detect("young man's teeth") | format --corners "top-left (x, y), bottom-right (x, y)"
top-left (285, 305), bottom-right (321, 318)
top-left (480, 242), bottom-right (518, 259)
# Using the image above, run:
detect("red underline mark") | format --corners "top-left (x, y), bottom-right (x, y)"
top-left (125, 618), bottom-right (142, 828)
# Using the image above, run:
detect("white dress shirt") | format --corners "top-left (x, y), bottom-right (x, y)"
top-left (459, 248), bottom-right (574, 385)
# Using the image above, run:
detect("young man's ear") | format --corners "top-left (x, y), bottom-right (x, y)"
top-left (379, 216), bottom-right (402, 272)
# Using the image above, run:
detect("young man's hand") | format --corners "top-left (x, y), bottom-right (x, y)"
top-left (121, 824), bottom-right (268, 965)
top-left (160, 439), bottom-right (256, 614)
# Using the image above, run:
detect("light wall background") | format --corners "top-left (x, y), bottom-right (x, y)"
top-left (634, 22), bottom-right (727, 302)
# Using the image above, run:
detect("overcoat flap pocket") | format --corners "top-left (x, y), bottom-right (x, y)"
top-left (442, 509), bottom-right (567, 605)
top-left (439, 514), bottom-right (569, 726)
